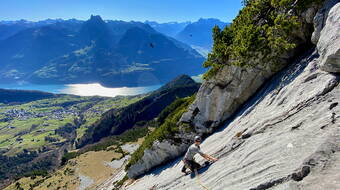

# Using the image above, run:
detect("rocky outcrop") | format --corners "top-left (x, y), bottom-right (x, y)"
top-left (126, 109), bottom-right (197, 179)
top-left (180, 63), bottom-right (272, 133)
top-left (127, 140), bottom-right (188, 178)
top-left (315, 2), bottom-right (340, 73)
top-left (311, 0), bottom-right (339, 44)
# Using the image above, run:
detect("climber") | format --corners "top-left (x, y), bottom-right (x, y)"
top-left (181, 136), bottom-right (218, 174)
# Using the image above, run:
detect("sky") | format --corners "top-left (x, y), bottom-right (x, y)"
top-left (0, 0), bottom-right (243, 23)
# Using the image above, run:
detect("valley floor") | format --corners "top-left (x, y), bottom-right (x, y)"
top-left (4, 139), bottom-right (143, 190)
top-left (0, 95), bottom-right (142, 155)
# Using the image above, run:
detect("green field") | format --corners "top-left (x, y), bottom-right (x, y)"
top-left (0, 95), bottom-right (143, 155)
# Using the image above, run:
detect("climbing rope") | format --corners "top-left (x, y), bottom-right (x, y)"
top-left (194, 169), bottom-right (212, 190)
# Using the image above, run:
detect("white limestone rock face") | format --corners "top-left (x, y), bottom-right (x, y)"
top-left (317, 2), bottom-right (340, 73)
top-left (123, 48), bottom-right (340, 190)
top-left (311, 0), bottom-right (339, 44)
top-left (180, 64), bottom-right (272, 133)
top-left (127, 140), bottom-right (188, 179)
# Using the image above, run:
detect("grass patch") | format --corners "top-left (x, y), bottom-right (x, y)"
top-left (62, 125), bottom-right (150, 165)
top-left (112, 175), bottom-right (129, 190)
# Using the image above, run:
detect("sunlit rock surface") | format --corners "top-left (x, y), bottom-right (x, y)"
top-left (123, 47), bottom-right (340, 190)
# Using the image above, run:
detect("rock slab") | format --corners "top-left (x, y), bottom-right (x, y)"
top-left (317, 2), bottom-right (340, 73)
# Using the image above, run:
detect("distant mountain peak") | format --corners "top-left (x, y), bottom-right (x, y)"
top-left (197, 18), bottom-right (222, 22)
top-left (159, 74), bottom-right (197, 91)
top-left (82, 15), bottom-right (107, 29)
top-left (144, 21), bottom-right (190, 38)
top-left (171, 74), bottom-right (196, 85)
top-left (89, 15), bottom-right (105, 23)
top-left (83, 15), bottom-right (107, 28)
top-left (78, 15), bottom-right (112, 47)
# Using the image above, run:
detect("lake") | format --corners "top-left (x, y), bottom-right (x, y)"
top-left (0, 83), bottom-right (162, 97)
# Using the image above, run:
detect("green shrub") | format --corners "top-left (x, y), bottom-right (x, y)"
top-left (61, 152), bottom-right (79, 165)
top-left (125, 95), bottom-right (195, 171)
top-left (117, 126), bottom-right (149, 143)
top-left (157, 97), bottom-right (188, 125)
top-left (111, 153), bottom-right (124, 162)
top-left (203, 0), bottom-right (324, 79)
top-left (114, 146), bottom-right (126, 156)
top-left (15, 182), bottom-right (24, 190)
top-left (23, 169), bottom-right (48, 178)
top-left (112, 175), bottom-right (129, 190)
top-left (63, 168), bottom-right (75, 176)
top-left (29, 178), bottom-right (46, 190)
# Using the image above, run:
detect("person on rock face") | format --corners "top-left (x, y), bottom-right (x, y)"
top-left (181, 136), bottom-right (218, 174)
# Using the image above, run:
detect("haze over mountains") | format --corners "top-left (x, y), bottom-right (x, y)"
top-left (0, 17), bottom-right (227, 87)
top-left (176, 18), bottom-right (228, 48)
top-left (144, 21), bottom-right (190, 38)
top-left (145, 19), bottom-right (229, 56)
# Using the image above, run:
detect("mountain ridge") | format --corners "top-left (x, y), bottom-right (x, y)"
top-left (0, 15), bottom-right (205, 87)
top-left (76, 74), bottom-right (200, 147)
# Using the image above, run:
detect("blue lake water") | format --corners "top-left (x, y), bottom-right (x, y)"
top-left (0, 83), bottom-right (162, 97)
